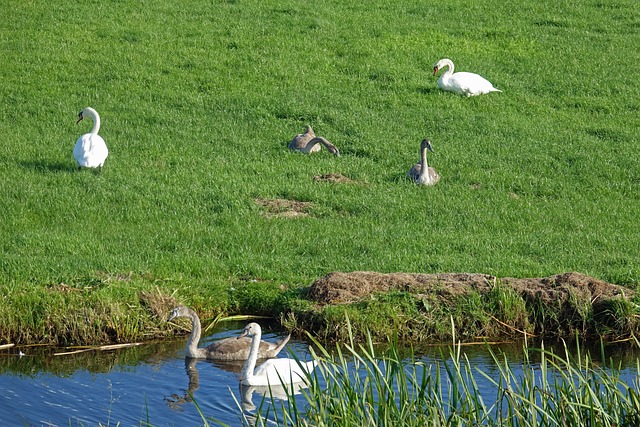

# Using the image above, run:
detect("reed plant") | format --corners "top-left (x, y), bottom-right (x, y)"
top-left (242, 328), bottom-right (640, 426)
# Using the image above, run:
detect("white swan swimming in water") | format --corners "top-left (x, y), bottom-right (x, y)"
top-left (73, 107), bottom-right (109, 169)
top-left (288, 125), bottom-right (340, 156)
top-left (407, 138), bottom-right (440, 186)
top-left (167, 306), bottom-right (290, 361)
top-left (433, 59), bottom-right (501, 97)
top-left (238, 322), bottom-right (317, 386)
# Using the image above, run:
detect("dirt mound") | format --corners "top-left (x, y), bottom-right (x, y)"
top-left (502, 272), bottom-right (631, 305)
top-left (308, 271), bottom-right (633, 306)
top-left (299, 272), bottom-right (637, 342)
top-left (313, 173), bottom-right (354, 184)
top-left (308, 272), bottom-right (495, 304)
top-left (255, 198), bottom-right (312, 218)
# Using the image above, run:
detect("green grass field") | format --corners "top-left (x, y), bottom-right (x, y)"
top-left (1, 0), bottom-right (639, 342)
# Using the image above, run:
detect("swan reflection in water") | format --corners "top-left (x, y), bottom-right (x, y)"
top-left (165, 357), bottom-right (247, 411)
top-left (165, 357), bottom-right (311, 416)
top-left (164, 358), bottom-right (201, 411)
top-left (239, 381), bottom-right (307, 412)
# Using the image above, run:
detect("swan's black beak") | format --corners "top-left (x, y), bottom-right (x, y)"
top-left (238, 328), bottom-right (249, 339)
top-left (433, 66), bottom-right (438, 76)
top-left (422, 139), bottom-right (434, 152)
top-left (167, 308), bottom-right (180, 322)
top-left (76, 112), bottom-right (84, 124)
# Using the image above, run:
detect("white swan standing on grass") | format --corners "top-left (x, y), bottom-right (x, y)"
top-left (407, 138), bottom-right (440, 186)
top-left (73, 107), bottom-right (109, 169)
top-left (433, 59), bottom-right (501, 96)
top-left (288, 125), bottom-right (340, 156)
top-left (238, 322), bottom-right (317, 386)
top-left (167, 306), bottom-right (291, 361)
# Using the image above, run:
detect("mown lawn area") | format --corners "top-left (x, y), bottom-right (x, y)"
top-left (0, 0), bottom-right (638, 344)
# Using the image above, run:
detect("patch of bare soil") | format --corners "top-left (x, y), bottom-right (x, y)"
top-left (301, 271), bottom-right (637, 342)
top-left (308, 272), bottom-right (497, 304)
top-left (313, 173), bottom-right (355, 184)
top-left (501, 272), bottom-right (631, 305)
top-left (255, 198), bottom-right (313, 218)
top-left (308, 271), bottom-right (633, 307)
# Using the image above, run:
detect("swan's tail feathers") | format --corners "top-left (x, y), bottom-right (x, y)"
top-left (304, 124), bottom-right (315, 137)
top-left (271, 334), bottom-right (291, 357)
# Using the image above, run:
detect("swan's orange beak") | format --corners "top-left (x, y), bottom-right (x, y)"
top-left (76, 113), bottom-right (84, 125)
top-left (433, 66), bottom-right (439, 76)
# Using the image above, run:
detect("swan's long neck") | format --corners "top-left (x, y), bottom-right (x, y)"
top-left (85, 108), bottom-right (101, 135)
top-left (438, 59), bottom-right (454, 86)
top-left (185, 311), bottom-right (202, 358)
top-left (443, 59), bottom-right (454, 75)
top-left (419, 145), bottom-right (431, 184)
top-left (306, 137), bottom-right (323, 153)
top-left (241, 328), bottom-right (262, 383)
top-left (305, 137), bottom-right (339, 156)
top-left (300, 137), bottom-right (323, 154)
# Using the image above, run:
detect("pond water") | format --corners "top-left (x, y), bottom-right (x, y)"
top-left (0, 322), bottom-right (637, 426)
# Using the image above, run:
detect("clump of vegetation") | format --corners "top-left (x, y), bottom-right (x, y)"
top-left (243, 328), bottom-right (640, 427)
top-left (288, 272), bottom-right (638, 344)
top-left (1, 271), bottom-right (637, 346)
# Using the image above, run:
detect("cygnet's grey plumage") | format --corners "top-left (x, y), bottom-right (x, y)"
top-left (167, 306), bottom-right (290, 361)
top-left (407, 138), bottom-right (440, 186)
top-left (288, 125), bottom-right (340, 156)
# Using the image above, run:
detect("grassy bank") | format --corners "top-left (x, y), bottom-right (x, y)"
top-left (1, 0), bottom-right (639, 345)
top-left (0, 271), bottom-right (638, 346)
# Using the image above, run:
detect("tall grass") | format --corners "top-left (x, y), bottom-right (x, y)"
top-left (244, 330), bottom-right (640, 426)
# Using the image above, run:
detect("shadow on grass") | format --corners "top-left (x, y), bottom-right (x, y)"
top-left (20, 160), bottom-right (78, 173)
top-left (336, 147), bottom-right (376, 159)
top-left (417, 86), bottom-right (439, 95)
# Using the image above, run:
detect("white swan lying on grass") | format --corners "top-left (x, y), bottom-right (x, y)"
top-left (433, 58), bottom-right (501, 96)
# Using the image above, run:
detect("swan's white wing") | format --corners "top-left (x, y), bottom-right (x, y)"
top-left (74, 134), bottom-right (108, 168)
top-left (73, 134), bottom-right (90, 166)
top-left (252, 358), bottom-right (316, 386)
top-left (448, 72), bottom-right (499, 96)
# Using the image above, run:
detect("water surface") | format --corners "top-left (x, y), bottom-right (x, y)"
top-left (0, 322), bottom-right (311, 426)
top-left (0, 324), bottom-right (637, 426)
